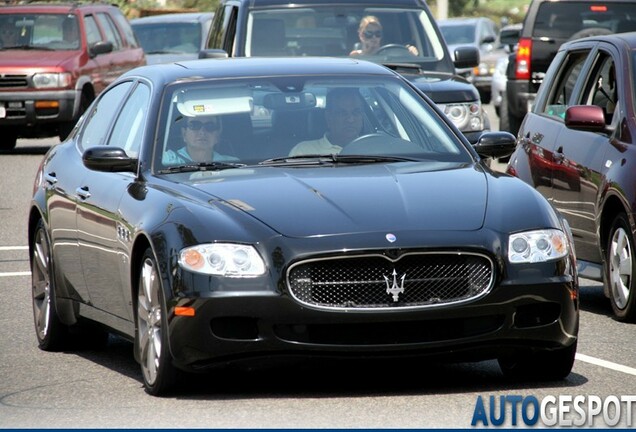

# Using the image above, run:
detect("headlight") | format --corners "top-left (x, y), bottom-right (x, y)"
top-left (179, 243), bottom-right (266, 277)
top-left (508, 229), bottom-right (569, 264)
top-left (473, 62), bottom-right (491, 77)
top-left (32, 72), bottom-right (72, 89)
top-left (439, 101), bottom-right (484, 132)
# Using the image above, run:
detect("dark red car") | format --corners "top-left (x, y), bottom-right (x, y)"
top-left (507, 31), bottom-right (636, 321)
top-left (0, 2), bottom-right (145, 150)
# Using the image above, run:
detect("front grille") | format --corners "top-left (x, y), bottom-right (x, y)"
top-left (0, 74), bottom-right (28, 88)
top-left (287, 252), bottom-right (494, 310)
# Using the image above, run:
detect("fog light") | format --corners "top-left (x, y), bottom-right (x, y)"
top-left (35, 101), bottom-right (59, 109)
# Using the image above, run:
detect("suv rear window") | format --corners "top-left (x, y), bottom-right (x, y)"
top-left (532, 2), bottom-right (636, 39)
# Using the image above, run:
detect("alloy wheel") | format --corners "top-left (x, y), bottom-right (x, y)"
top-left (137, 256), bottom-right (163, 386)
top-left (32, 227), bottom-right (52, 340)
top-left (608, 225), bottom-right (632, 310)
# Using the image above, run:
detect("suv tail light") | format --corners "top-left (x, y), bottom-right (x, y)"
top-left (515, 37), bottom-right (532, 80)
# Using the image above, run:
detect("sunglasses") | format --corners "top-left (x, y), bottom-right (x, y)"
top-left (362, 30), bottom-right (382, 39)
top-left (186, 120), bottom-right (220, 132)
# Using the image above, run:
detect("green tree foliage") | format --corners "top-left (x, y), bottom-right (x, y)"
top-left (449, 0), bottom-right (472, 16)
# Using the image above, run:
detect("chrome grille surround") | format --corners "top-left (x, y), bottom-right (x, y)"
top-left (287, 252), bottom-right (495, 310)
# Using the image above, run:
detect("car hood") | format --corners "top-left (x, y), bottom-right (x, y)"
top-left (0, 49), bottom-right (79, 67)
top-left (182, 163), bottom-right (487, 238)
top-left (402, 71), bottom-right (479, 103)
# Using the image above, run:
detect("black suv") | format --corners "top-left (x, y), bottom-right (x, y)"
top-left (501, 0), bottom-right (636, 136)
top-left (202, 0), bottom-right (491, 144)
top-left (0, 2), bottom-right (145, 150)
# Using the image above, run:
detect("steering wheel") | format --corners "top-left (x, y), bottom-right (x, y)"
top-left (375, 44), bottom-right (412, 57)
top-left (350, 133), bottom-right (386, 145)
top-left (341, 133), bottom-right (420, 155)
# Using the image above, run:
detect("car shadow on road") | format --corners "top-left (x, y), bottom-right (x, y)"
top-left (578, 282), bottom-right (614, 318)
top-left (73, 334), bottom-right (587, 400)
top-left (0, 146), bottom-right (51, 155)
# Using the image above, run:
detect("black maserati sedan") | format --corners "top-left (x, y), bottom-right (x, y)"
top-left (28, 57), bottom-right (579, 395)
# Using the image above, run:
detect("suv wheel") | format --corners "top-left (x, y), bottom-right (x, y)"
top-left (59, 92), bottom-right (92, 141)
top-left (606, 213), bottom-right (636, 322)
top-left (0, 129), bottom-right (18, 151)
top-left (499, 91), bottom-right (522, 136)
top-left (569, 27), bottom-right (612, 41)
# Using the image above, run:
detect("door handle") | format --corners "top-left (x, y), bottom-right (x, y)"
top-left (44, 172), bottom-right (57, 185)
top-left (76, 186), bottom-right (91, 200)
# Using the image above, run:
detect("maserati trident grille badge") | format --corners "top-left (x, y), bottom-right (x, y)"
top-left (384, 269), bottom-right (405, 302)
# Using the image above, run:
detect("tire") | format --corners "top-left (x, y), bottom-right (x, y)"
top-left (569, 27), bottom-right (613, 41)
top-left (479, 89), bottom-right (491, 105)
top-left (498, 342), bottom-right (577, 381)
top-left (0, 129), bottom-right (18, 151)
top-left (605, 213), bottom-right (636, 322)
top-left (59, 91), bottom-right (92, 141)
top-left (499, 91), bottom-right (522, 136)
top-left (31, 219), bottom-right (68, 351)
top-left (136, 248), bottom-right (178, 396)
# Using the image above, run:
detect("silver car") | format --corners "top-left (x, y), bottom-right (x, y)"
top-left (491, 23), bottom-right (521, 119)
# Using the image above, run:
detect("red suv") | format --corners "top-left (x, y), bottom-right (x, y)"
top-left (0, 2), bottom-right (145, 150)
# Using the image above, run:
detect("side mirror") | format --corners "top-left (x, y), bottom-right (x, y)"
top-left (473, 131), bottom-right (517, 159)
top-left (565, 105), bottom-right (606, 132)
top-left (89, 41), bottom-right (113, 57)
top-left (198, 49), bottom-right (229, 59)
top-left (453, 46), bottom-right (480, 69)
top-left (83, 146), bottom-right (137, 172)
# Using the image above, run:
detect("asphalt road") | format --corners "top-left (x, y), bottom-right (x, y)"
top-left (1, 106), bottom-right (635, 428)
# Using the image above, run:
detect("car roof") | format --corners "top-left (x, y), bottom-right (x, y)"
top-left (124, 57), bottom-right (399, 83)
top-left (438, 17), bottom-right (491, 25)
top-left (236, 0), bottom-right (426, 7)
top-left (0, 1), bottom-right (115, 13)
top-left (130, 12), bottom-right (214, 25)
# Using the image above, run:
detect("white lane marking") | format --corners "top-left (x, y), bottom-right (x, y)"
top-left (576, 353), bottom-right (636, 376)
top-left (2, 252), bottom-right (636, 378)
top-left (0, 271), bottom-right (31, 277)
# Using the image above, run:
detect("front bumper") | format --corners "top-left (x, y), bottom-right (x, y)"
top-left (166, 277), bottom-right (578, 372)
top-left (0, 89), bottom-right (78, 126)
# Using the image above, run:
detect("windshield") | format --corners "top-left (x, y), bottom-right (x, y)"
top-left (243, 6), bottom-right (450, 72)
top-left (439, 23), bottom-right (476, 46)
top-left (155, 74), bottom-right (471, 171)
top-left (132, 22), bottom-right (202, 54)
top-left (0, 13), bottom-right (79, 50)
top-left (532, 2), bottom-right (636, 40)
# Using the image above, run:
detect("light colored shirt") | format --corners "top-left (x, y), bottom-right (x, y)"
top-left (289, 135), bottom-right (342, 156)
top-left (163, 146), bottom-right (238, 164)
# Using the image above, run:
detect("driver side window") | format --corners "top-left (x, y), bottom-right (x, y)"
top-left (582, 54), bottom-right (618, 125)
top-left (542, 51), bottom-right (589, 120)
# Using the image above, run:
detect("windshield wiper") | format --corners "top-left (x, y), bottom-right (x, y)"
top-left (331, 154), bottom-right (417, 163)
top-left (157, 161), bottom-right (245, 174)
top-left (258, 154), bottom-right (415, 166)
top-left (258, 154), bottom-right (338, 166)
top-left (0, 44), bottom-right (29, 50)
